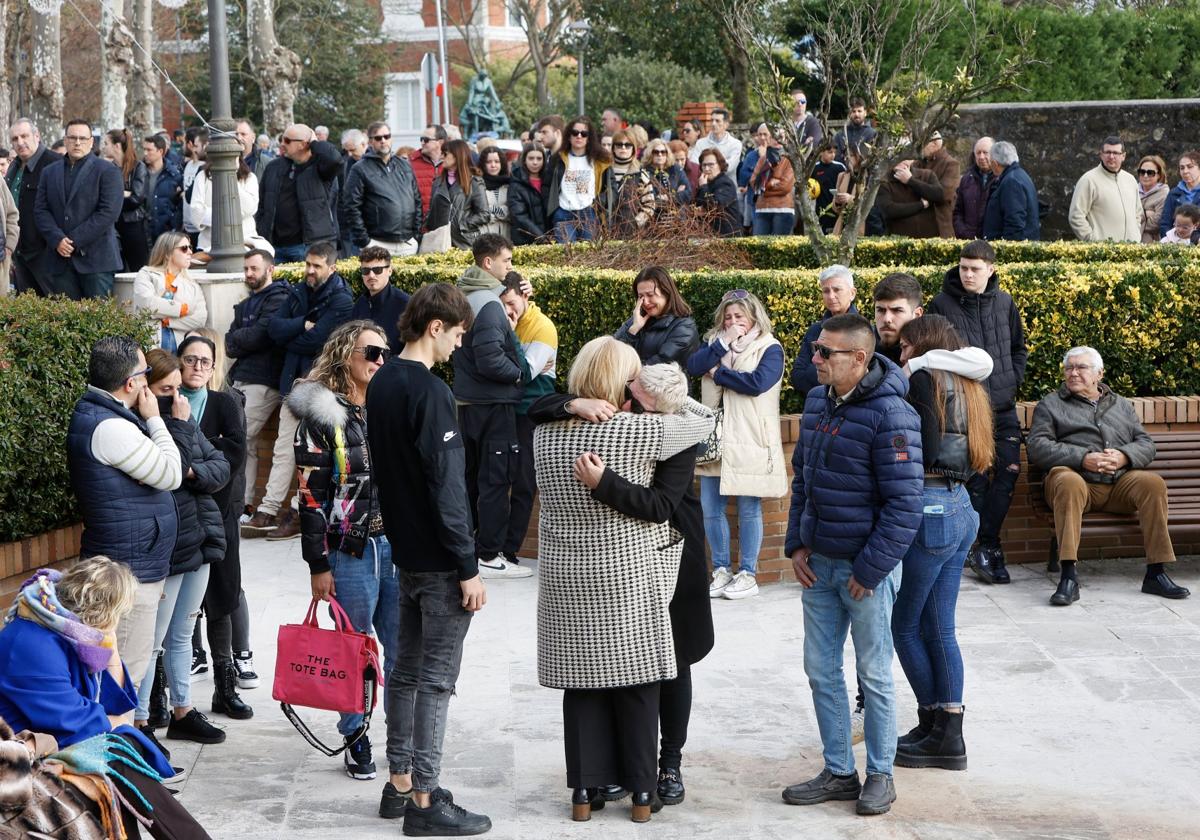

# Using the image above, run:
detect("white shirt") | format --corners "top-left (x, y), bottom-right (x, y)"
top-left (689, 132), bottom-right (743, 171)
top-left (559, 154), bottom-right (596, 212)
top-left (86, 387), bottom-right (182, 492)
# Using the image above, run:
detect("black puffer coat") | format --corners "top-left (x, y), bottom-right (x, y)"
top-left (507, 166), bottom-right (547, 245)
top-left (163, 415), bottom-right (230, 576)
top-left (925, 267), bottom-right (1028, 410)
top-left (289, 380), bottom-right (377, 575)
top-left (613, 312), bottom-right (700, 367)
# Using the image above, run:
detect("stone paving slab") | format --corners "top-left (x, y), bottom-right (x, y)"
top-left (174, 538), bottom-right (1200, 839)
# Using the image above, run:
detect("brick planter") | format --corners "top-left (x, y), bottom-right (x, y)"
top-left (0, 523), bottom-right (82, 601)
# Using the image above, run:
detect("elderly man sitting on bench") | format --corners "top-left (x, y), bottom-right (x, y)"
top-left (1027, 345), bottom-right (1191, 606)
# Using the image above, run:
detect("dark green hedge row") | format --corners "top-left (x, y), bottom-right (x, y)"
top-left (0, 296), bottom-right (154, 542)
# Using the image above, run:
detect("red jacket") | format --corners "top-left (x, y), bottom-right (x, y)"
top-left (408, 149), bottom-right (442, 222)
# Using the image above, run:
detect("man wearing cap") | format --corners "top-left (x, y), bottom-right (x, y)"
top-left (918, 132), bottom-right (959, 238)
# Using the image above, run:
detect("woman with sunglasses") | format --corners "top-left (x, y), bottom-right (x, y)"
top-left (686, 289), bottom-right (787, 600)
top-left (642, 138), bottom-right (692, 217)
top-left (1135, 155), bottom-right (1169, 244)
top-left (133, 231), bottom-right (207, 351)
top-left (508, 143), bottom-right (548, 245)
top-left (350, 245), bottom-right (409, 353)
top-left (892, 314), bottom-right (994, 771)
top-left (289, 320), bottom-right (396, 781)
top-left (545, 115), bottom-right (611, 243)
top-left (427, 138), bottom-right (489, 250)
top-left (599, 129), bottom-right (656, 238)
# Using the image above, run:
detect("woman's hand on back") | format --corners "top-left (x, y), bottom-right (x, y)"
top-left (573, 452), bottom-right (605, 489)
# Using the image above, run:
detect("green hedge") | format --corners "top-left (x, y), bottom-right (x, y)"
top-left (276, 256), bottom-right (1200, 415)
top-left (0, 296), bottom-right (154, 543)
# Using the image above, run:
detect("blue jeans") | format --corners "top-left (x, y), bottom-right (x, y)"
top-left (328, 537), bottom-right (400, 736)
top-left (802, 554), bottom-right (900, 777)
top-left (892, 483), bottom-right (977, 708)
top-left (752, 212), bottom-right (795, 236)
top-left (273, 243), bottom-right (309, 263)
top-left (699, 475), bottom-right (762, 575)
top-left (385, 570), bottom-right (473, 793)
top-left (551, 207), bottom-right (597, 243)
top-left (135, 565), bottom-right (210, 720)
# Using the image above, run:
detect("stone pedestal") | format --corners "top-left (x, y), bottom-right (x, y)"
top-left (114, 268), bottom-right (248, 339)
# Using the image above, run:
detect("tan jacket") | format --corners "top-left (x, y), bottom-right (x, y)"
top-left (697, 333), bottom-right (788, 498)
top-left (1068, 165), bottom-right (1140, 242)
top-left (752, 155), bottom-right (796, 211)
top-left (133, 265), bottom-right (209, 348)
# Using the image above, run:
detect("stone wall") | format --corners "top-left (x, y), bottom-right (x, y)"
top-left (947, 99), bottom-right (1200, 240)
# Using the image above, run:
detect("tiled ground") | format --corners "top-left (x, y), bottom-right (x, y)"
top-left (174, 538), bottom-right (1200, 840)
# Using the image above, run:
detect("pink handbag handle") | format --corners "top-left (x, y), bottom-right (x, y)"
top-left (302, 596), bottom-right (354, 633)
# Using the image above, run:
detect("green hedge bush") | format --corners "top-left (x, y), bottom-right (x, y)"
top-left (0, 296), bottom-right (154, 543)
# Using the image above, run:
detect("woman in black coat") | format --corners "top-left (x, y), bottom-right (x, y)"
top-left (100, 128), bottom-right (150, 271)
top-left (613, 266), bottom-right (700, 368)
top-left (426, 138), bottom-right (490, 249)
top-left (528, 362), bottom-right (714, 809)
top-left (693, 147), bottom-right (740, 237)
top-left (508, 143), bottom-right (548, 245)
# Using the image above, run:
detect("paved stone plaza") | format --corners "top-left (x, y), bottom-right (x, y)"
top-left (173, 538), bottom-right (1200, 839)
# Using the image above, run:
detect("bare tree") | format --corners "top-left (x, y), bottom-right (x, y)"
top-left (724, 0), bottom-right (1030, 264)
top-left (126, 0), bottom-right (154, 137)
top-left (508, 0), bottom-right (578, 109)
top-left (29, 8), bottom-right (62, 137)
top-left (100, 2), bottom-right (134, 132)
top-left (247, 0), bottom-right (302, 137)
top-left (447, 0), bottom-right (489, 75)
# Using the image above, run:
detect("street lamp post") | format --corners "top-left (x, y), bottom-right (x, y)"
top-left (205, 0), bottom-right (244, 274)
top-left (568, 19), bottom-right (591, 117)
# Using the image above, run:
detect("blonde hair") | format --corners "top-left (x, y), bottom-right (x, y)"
top-left (567, 336), bottom-right (640, 407)
top-left (184, 327), bottom-right (227, 390)
top-left (57, 556), bottom-right (138, 629)
top-left (641, 138), bottom-right (671, 167)
top-left (704, 290), bottom-right (775, 342)
top-left (148, 231), bottom-right (192, 272)
top-left (638, 363), bottom-right (687, 413)
top-left (304, 320), bottom-right (387, 400)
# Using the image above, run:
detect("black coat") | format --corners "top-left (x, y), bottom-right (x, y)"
top-left (226, 280), bottom-right (291, 389)
top-left (6, 145), bottom-right (62, 257)
top-left (528, 393), bottom-right (714, 666)
top-left (507, 166), bottom-right (547, 245)
top-left (693, 173), bottom-right (740, 236)
top-left (119, 161), bottom-right (148, 225)
top-left (351, 283), bottom-right (409, 354)
top-left (163, 416), bottom-right (229, 576)
top-left (341, 149), bottom-right (423, 245)
top-left (427, 176), bottom-right (489, 249)
top-left (255, 140), bottom-right (342, 245)
top-left (613, 312), bottom-right (700, 367)
top-left (199, 389), bottom-right (247, 617)
top-left (266, 273), bottom-right (354, 395)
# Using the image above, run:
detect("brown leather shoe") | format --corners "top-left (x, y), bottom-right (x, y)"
top-left (265, 508), bottom-right (300, 541)
top-left (240, 510), bottom-right (276, 538)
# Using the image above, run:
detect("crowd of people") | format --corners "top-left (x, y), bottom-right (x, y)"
top-left (0, 100), bottom-right (1195, 838)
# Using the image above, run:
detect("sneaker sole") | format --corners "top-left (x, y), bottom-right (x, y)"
top-left (723, 586), bottom-right (759, 600)
top-left (856, 796), bottom-right (896, 816)
top-left (345, 767), bottom-right (378, 781)
top-left (894, 752), bottom-right (967, 771)
top-left (165, 730), bottom-right (226, 745)
top-left (708, 587), bottom-right (729, 598)
top-left (782, 788), bottom-right (861, 806)
top-left (402, 818), bottom-right (493, 837)
top-left (478, 567), bottom-right (534, 579)
top-left (236, 677), bottom-right (260, 690)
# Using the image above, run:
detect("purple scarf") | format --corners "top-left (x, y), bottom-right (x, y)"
top-left (4, 569), bottom-right (113, 673)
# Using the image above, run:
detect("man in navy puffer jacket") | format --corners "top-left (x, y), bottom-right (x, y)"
top-left (781, 313), bottom-right (924, 817)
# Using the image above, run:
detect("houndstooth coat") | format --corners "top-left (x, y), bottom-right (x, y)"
top-left (535, 399), bottom-right (716, 690)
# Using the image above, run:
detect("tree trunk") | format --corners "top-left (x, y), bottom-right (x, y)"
top-left (534, 63), bottom-right (549, 109)
top-left (728, 45), bottom-right (749, 125)
top-left (0, 0), bottom-right (11, 134)
top-left (126, 0), bottom-right (154, 137)
top-left (29, 9), bottom-right (62, 137)
top-left (100, 3), bottom-right (133, 132)
top-left (246, 0), bottom-right (302, 137)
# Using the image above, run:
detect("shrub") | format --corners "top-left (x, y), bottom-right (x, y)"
top-left (0, 296), bottom-right (155, 542)
top-left (584, 52), bottom-right (719, 130)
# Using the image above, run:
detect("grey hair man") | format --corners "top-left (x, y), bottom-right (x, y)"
top-left (6, 117), bottom-right (62, 295)
top-left (1027, 345), bottom-right (1190, 605)
top-left (790, 264), bottom-right (858, 394)
top-left (981, 141), bottom-right (1040, 241)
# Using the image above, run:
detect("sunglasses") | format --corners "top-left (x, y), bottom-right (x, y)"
top-left (812, 344), bottom-right (857, 359)
top-left (652, 150), bottom-right (668, 155)
top-left (355, 345), bottom-right (390, 363)
top-left (361, 265), bottom-right (389, 276)
top-left (177, 244), bottom-right (193, 253)
top-left (722, 289), bottom-right (750, 302)
top-left (570, 129), bottom-right (590, 138)
top-left (419, 136), bottom-right (436, 143)
top-left (1137, 168), bottom-right (1159, 177)
top-left (613, 141), bottom-right (634, 149)
top-left (372, 134), bottom-right (391, 142)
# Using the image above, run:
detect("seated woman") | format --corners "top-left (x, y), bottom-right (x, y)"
top-left (686, 289), bottom-right (788, 600)
top-left (0, 558), bottom-right (211, 838)
top-left (132, 232), bottom-right (207, 352)
top-left (533, 336), bottom-right (714, 823)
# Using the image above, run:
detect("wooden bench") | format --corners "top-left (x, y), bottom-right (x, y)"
top-left (1027, 431), bottom-right (1200, 572)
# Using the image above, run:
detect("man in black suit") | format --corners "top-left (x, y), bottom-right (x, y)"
top-left (33, 118), bottom-right (124, 299)
top-left (6, 118), bottom-right (62, 295)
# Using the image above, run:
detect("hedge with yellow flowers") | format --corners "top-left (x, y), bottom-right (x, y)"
top-left (276, 249), bottom-right (1200, 416)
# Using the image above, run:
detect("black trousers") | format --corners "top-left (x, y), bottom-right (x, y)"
top-left (968, 405), bottom-right (1022, 547)
top-left (503, 412), bottom-right (537, 558)
top-left (117, 734), bottom-right (212, 839)
top-left (458, 402), bottom-right (518, 559)
top-left (658, 663), bottom-right (691, 770)
top-left (12, 250), bottom-right (47, 295)
top-left (563, 683), bottom-right (660, 793)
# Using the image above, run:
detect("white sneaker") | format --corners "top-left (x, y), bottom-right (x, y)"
top-left (478, 554), bottom-right (534, 579)
top-left (851, 707), bottom-right (866, 745)
top-left (722, 570), bottom-right (759, 600)
top-left (709, 568), bottom-right (734, 597)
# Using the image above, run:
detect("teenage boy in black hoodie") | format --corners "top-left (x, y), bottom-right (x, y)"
top-left (366, 282), bottom-right (491, 837)
top-left (926, 239), bottom-right (1028, 584)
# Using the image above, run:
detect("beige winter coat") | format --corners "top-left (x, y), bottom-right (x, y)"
top-left (132, 265), bottom-right (209, 349)
top-left (696, 332), bottom-right (788, 499)
top-left (1068, 165), bottom-right (1140, 242)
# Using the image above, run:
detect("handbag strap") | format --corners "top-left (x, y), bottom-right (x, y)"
top-left (279, 657), bottom-right (379, 756)
top-left (302, 596), bottom-right (355, 633)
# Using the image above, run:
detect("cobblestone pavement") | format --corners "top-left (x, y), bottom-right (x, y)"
top-left (174, 538), bottom-right (1200, 839)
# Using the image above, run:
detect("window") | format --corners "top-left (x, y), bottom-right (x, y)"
top-left (385, 74), bottom-right (425, 138)
top-left (505, 0), bottom-right (525, 28)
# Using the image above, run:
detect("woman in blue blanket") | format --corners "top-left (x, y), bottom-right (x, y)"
top-left (0, 557), bottom-right (211, 838)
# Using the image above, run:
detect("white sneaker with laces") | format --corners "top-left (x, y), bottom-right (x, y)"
top-left (709, 568), bottom-right (734, 598)
top-left (478, 554), bottom-right (534, 579)
top-left (722, 570), bottom-right (760, 600)
top-left (851, 707), bottom-right (866, 745)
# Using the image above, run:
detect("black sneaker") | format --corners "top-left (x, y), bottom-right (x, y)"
top-left (345, 734), bottom-right (377, 780)
top-left (191, 650), bottom-right (209, 676)
top-left (403, 790), bottom-right (490, 837)
top-left (166, 709), bottom-right (226, 744)
top-left (233, 650), bottom-right (260, 689)
top-left (380, 781), bottom-right (413, 819)
top-left (138, 724), bottom-right (171, 761)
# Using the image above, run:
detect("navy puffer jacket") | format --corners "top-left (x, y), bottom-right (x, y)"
top-left (784, 355), bottom-right (925, 590)
top-left (163, 416), bottom-right (229, 576)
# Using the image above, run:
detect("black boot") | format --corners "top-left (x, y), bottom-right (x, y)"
top-left (211, 660), bottom-right (254, 720)
top-left (895, 708), bottom-right (966, 770)
top-left (896, 707), bottom-right (935, 749)
top-left (570, 788), bottom-right (604, 821)
top-left (147, 653), bottom-right (170, 729)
